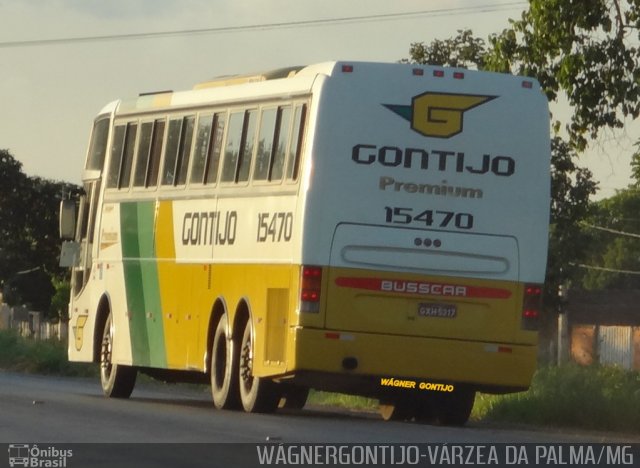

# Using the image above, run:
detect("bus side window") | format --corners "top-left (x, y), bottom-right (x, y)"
top-left (253, 108), bottom-right (277, 181)
top-left (221, 112), bottom-right (244, 183)
top-left (205, 113), bottom-right (226, 184)
top-left (271, 106), bottom-right (291, 181)
top-left (146, 119), bottom-right (165, 188)
top-left (191, 114), bottom-right (214, 184)
top-left (119, 122), bottom-right (138, 190)
top-left (133, 122), bottom-right (153, 187)
top-left (106, 126), bottom-right (126, 189)
top-left (286, 104), bottom-right (307, 181)
top-left (176, 116), bottom-right (195, 186)
top-left (236, 110), bottom-right (257, 183)
top-left (133, 119), bottom-right (165, 189)
top-left (162, 116), bottom-right (194, 186)
top-left (254, 106), bottom-right (291, 183)
top-left (85, 118), bottom-right (110, 172)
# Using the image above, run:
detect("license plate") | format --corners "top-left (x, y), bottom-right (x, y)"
top-left (418, 303), bottom-right (457, 318)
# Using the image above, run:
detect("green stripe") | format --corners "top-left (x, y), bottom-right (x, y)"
top-left (121, 202), bottom-right (167, 368)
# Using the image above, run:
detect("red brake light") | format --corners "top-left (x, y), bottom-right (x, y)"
top-left (526, 286), bottom-right (542, 296)
top-left (522, 80), bottom-right (533, 89)
top-left (433, 70), bottom-right (445, 77)
top-left (412, 68), bottom-right (424, 76)
top-left (522, 283), bottom-right (543, 330)
top-left (300, 266), bottom-right (322, 312)
top-left (341, 64), bottom-right (354, 73)
top-left (453, 71), bottom-right (465, 79)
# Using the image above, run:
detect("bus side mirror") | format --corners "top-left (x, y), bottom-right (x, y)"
top-left (59, 199), bottom-right (77, 240)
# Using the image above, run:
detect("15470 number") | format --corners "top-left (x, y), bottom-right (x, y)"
top-left (257, 212), bottom-right (293, 242)
top-left (384, 206), bottom-right (473, 230)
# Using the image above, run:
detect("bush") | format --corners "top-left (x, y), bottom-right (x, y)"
top-left (0, 329), bottom-right (97, 377)
top-left (475, 364), bottom-right (640, 433)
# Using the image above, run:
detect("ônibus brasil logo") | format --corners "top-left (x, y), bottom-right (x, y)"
top-left (384, 92), bottom-right (496, 138)
top-left (8, 444), bottom-right (73, 467)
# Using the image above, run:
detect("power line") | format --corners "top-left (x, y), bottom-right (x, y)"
top-left (580, 221), bottom-right (640, 239)
top-left (572, 263), bottom-right (640, 275)
top-left (0, 2), bottom-right (527, 49)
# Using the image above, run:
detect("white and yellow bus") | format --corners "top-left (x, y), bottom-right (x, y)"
top-left (60, 61), bottom-right (550, 425)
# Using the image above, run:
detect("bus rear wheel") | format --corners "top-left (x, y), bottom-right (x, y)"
top-left (238, 321), bottom-right (281, 413)
top-left (100, 313), bottom-right (136, 398)
top-left (434, 387), bottom-right (475, 426)
top-left (280, 385), bottom-right (309, 410)
top-left (378, 398), bottom-right (414, 421)
top-left (210, 316), bottom-right (240, 409)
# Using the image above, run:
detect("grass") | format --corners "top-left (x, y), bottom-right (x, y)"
top-left (472, 364), bottom-right (640, 433)
top-left (1, 329), bottom-right (638, 432)
top-left (0, 329), bottom-right (98, 377)
top-left (308, 390), bottom-right (377, 411)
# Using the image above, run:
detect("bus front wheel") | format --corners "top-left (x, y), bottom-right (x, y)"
top-left (100, 313), bottom-right (136, 398)
top-left (238, 321), bottom-right (280, 413)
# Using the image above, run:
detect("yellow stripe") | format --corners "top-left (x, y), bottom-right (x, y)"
top-left (155, 201), bottom-right (201, 369)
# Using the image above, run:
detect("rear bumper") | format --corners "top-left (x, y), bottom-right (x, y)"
top-left (292, 327), bottom-right (537, 393)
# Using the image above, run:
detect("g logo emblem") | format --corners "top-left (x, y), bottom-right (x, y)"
top-left (73, 315), bottom-right (88, 351)
top-left (385, 93), bottom-right (496, 138)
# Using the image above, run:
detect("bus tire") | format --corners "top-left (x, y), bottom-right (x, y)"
top-left (413, 395), bottom-right (437, 424)
top-left (100, 313), bottom-right (137, 398)
top-left (435, 387), bottom-right (475, 426)
top-left (280, 385), bottom-right (309, 410)
top-left (210, 316), bottom-right (240, 409)
top-left (238, 321), bottom-right (280, 413)
top-left (378, 398), bottom-right (413, 421)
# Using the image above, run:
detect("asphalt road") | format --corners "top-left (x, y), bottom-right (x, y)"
top-left (1, 371), bottom-right (637, 445)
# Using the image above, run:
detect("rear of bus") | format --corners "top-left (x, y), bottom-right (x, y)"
top-left (292, 62), bottom-right (550, 421)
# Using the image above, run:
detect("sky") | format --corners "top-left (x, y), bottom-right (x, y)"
top-left (0, 0), bottom-right (636, 198)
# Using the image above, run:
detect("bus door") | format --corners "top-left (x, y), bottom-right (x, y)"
top-left (72, 118), bottom-right (110, 295)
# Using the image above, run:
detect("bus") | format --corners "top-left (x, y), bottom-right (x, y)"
top-left (59, 61), bottom-right (550, 425)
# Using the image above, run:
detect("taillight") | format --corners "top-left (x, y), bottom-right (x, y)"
top-left (522, 284), bottom-right (542, 330)
top-left (300, 265), bottom-right (322, 313)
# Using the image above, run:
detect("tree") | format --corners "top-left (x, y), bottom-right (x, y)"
top-left (0, 149), bottom-right (31, 281)
top-left (402, 29), bottom-right (488, 69)
top-left (579, 185), bottom-right (640, 290)
top-left (2, 267), bottom-right (55, 313)
top-left (547, 137), bottom-right (598, 299)
top-left (404, 30), bottom-right (598, 308)
top-left (487, 0), bottom-right (640, 151)
top-left (0, 149), bottom-right (81, 317)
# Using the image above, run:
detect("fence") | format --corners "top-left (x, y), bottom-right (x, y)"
top-left (0, 303), bottom-right (67, 340)
top-left (571, 324), bottom-right (640, 370)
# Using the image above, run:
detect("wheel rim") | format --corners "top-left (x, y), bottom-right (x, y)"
top-left (240, 326), bottom-right (254, 394)
top-left (100, 321), bottom-right (113, 383)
